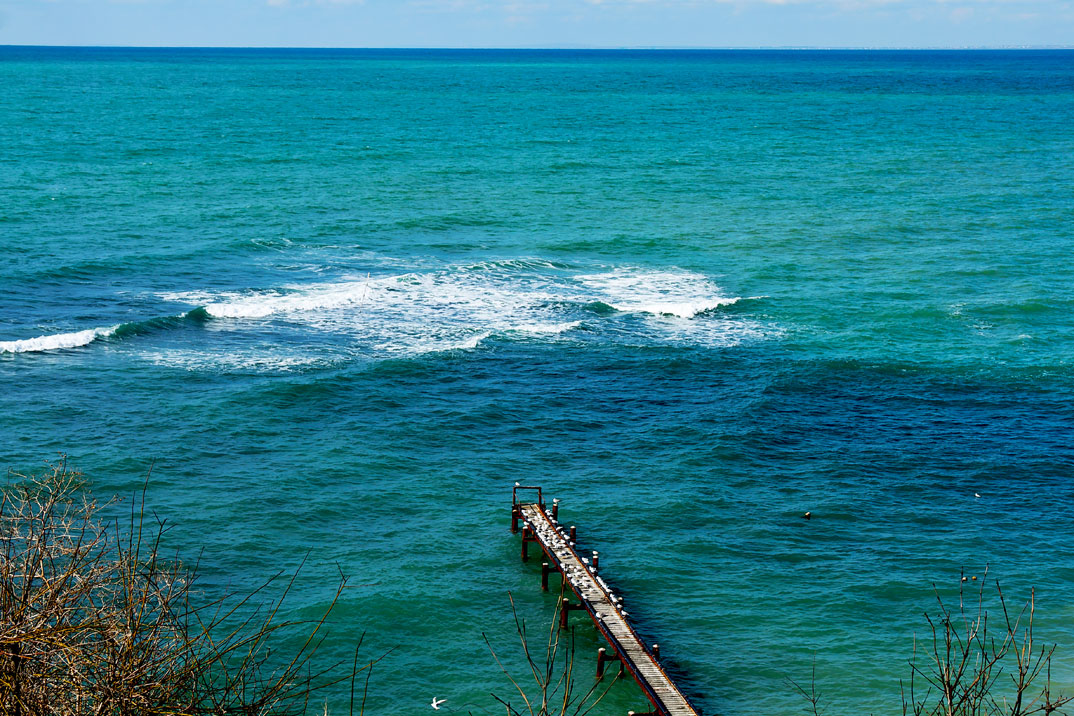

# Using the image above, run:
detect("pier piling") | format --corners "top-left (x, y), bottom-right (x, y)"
top-left (596, 647), bottom-right (623, 679)
top-left (521, 527), bottom-right (532, 562)
top-left (559, 597), bottom-right (586, 630)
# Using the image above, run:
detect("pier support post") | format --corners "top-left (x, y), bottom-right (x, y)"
top-left (510, 504), bottom-right (520, 534)
top-left (569, 525), bottom-right (576, 542)
top-left (559, 598), bottom-right (585, 629)
top-left (592, 551), bottom-right (599, 572)
top-left (652, 643), bottom-right (660, 661)
top-left (521, 528), bottom-right (531, 562)
top-left (595, 647), bottom-right (622, 679)
top-left (541, 562), bottom-right (551, 591)
top-left (552, 498), bottom-right (560, 520)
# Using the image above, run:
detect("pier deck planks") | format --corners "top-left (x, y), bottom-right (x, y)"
top-left (517, 500), bottom-right (700, 716)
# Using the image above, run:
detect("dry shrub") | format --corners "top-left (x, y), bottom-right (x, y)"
top-left (902, 569), bottom-right (1073, 716)
top-left (0, 461), bottom-right (373, 716)
top-left (792, 569), bottom-right (1074, 716)
top-left (476, 591), bottom-right (618, 716)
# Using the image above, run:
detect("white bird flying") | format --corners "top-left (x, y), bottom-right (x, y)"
top-left (431, 697), bottom-right (446, 710)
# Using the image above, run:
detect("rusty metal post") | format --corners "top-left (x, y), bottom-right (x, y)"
top-left (652, 643), bottom-right (660, 660)
top-left (551, 498), bottom-right (559, 520)
top-left (521, 528), bottom-right (530, 562)
top-left (559, 597), bottom-right (571, 630)
top-left (510, 504), bottom-right (520, 533)
top-left (541, 562), bottom-right (550, 591)
top-left (592, 550), bottom-right (599, 572)
top-left (569, 525), bottom-right (576, 541)
top-left (596, 647), bottom-right (607, 678)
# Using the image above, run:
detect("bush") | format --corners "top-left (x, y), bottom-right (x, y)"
top-left (790, 569), bottom-right (1073, 716)
top-left (0, 461), bottom-right (371, 716)
top-left (478, 592), bottom-right (618, 716)
top-left (902, 570), bottom-right (1072, 716)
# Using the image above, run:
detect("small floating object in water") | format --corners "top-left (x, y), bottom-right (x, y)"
top-left (803, 511), bottom-right (812, 520)
top-left (972, 575), bottom-right (978, 580)
top-left (975, 493), bottom-right (981, 498)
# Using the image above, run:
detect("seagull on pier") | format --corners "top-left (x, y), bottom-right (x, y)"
top-left (431, 697), bottom-right (446, 710)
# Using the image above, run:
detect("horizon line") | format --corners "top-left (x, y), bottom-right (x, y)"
top-left (3, 43), bottom-right (1074, 51)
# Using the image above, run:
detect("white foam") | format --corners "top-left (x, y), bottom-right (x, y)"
top-left (451, 331), bottom-right (492, 351)
top-left (0, 325), bottom-right (118, 354)
top-left (142, 349), bottom-right (331, 373)
top-left (172, 261), bottom-right (771, 358)
top-left (203, 281), bottom-right (373, 318)
top-left (512, 321), bottom-right (583, 335)
top-left (629, 300), bottom-right (740, 318)
top-left (159, 290), bottom-right (220, 305)
top-left (576, 268), bottom-right (741, 318)
top-left (374, 329), bottom-right (493, 355)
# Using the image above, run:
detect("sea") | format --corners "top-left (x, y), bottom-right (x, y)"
top-left (2, 47), bottom-right (1074, 715)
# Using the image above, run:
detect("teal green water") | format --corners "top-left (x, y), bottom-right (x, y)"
top-left (3, 48), bottom-right (1074, 715)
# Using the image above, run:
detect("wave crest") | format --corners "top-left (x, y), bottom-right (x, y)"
top-left (577, 269), bottom-right (742, 318)
top-left (1, 310), bottom-right (210, 355)
top-left (192, 263), bottom-right (769, 355)
top-left (0, 326), bottom-right (119, 354)
top-left (7, 261), bottom-right (773, 362)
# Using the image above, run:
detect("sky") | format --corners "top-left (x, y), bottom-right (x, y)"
top-left (0, 0), bottom-right (1072, 49)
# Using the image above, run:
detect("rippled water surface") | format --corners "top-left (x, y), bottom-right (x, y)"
top-left (3, 48), bottom-right (1074, 715)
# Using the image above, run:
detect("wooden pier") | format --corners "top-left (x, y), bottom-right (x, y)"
top-left (511, 486), bottom-right (701, 716)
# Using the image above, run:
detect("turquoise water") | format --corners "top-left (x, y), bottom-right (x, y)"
top-left (3, 48), bottom-right (1074, 715)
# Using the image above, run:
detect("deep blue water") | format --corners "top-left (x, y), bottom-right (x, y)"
top-left (2, 47), bottom-right (1074, 715)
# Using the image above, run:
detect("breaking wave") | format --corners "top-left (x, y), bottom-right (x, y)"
top-left (0, 325), bottom-right (119, 354)
top-left (576, 269), bottom-right (744, 318)
top-left (190, 262), bottom-right (770, 356)
top-left (4, 261), bottom-right (773, 361)
top-left (0, 309), bottom-right (209, 355)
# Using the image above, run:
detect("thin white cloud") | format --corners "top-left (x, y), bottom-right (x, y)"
top-left (268, 0), bottom-right (367, 6)
top-left (583, 0), bottom-right (1058, 6)
top-left (406, 0), bottom-right (1064, 10)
